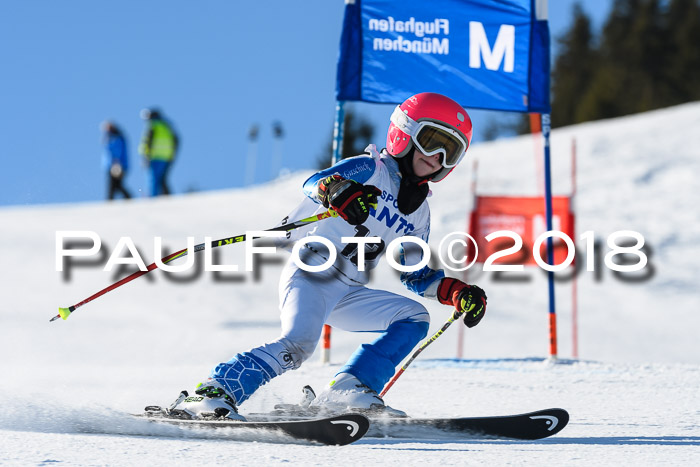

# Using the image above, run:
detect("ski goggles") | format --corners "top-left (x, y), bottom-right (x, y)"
top-left (390, 106), bottom-right (469, 168)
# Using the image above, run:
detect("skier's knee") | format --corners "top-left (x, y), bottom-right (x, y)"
top-left (394, 299), bottom-right (430, 327)
top-left (378, 319), bottom-right (430, 361)
top-left (388, 301), bottom-right (430, 347)
top-left (395, 319), bottom-right (429, 346)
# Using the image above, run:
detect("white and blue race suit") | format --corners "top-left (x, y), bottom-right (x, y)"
top-left (209, 145), bottom-right (448, 404)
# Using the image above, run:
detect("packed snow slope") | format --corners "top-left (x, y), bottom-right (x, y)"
top-left (1, 103), bottom-right (699, 465)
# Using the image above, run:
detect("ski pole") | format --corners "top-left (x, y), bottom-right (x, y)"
top-left (379, 309), bottom-right (465, 398)
top-left (51, 209), bottom-right (338, 322)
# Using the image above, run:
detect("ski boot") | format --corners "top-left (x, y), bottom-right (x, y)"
top-left (309, 373), bottom-right (407, 417)
top-left (168, 379), bottom-right (246, 421)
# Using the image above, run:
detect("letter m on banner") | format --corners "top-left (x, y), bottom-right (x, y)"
top-left (469, 22), bottom-right (515, 72)
top-left (336, 0), bottom-right (550, 112)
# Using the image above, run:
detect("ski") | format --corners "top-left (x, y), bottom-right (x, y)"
top-left (269, 403), bottom-right (568, 441)
top-left (139, 407), bottom-right (369, 446)
top-left (368, 408), bottom-right (569, 440)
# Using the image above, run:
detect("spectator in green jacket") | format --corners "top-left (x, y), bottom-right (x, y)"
top-left (139, 108), bottom-right (178, 196)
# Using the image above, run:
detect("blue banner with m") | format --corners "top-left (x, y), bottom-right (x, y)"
top-left (336, 0), bottom-right (550, 112)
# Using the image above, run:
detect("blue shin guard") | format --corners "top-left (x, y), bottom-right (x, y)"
top-left (209, 352), bottom-right (277, 405)
top-left (209, 339), bottom-right (302, 405)
top-left (337, 319), bottom-right (429, 393)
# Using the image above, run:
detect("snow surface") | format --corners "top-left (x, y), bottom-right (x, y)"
top-left (1, 103), bottom-right (699, 465)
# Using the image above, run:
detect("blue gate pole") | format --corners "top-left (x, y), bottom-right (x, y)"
top-left (331, 100), bottom-right (346, 165)
top-left (541, 113), bottom-right (558, 360)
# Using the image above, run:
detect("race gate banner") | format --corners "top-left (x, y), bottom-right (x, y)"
top-left (336, 0), bottom-right (550, 112)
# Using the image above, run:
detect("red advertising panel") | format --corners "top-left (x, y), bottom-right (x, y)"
top-left (468, 196), bottom-right (574, 266)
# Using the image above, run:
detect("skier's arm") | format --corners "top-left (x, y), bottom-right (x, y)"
top-left (401, 263), bottom-right (445, 298)
top-left (436, 278), bottom-right (487, 328)
top-left (402, 264), bottom-right (487, 328)
top-left (303, 156), bottom-right (381, 225)
top-left (400, 226), bottom-right (487, 327)
top-left (398, 227), bottom-right (445, 300)
top-left (302, 155), bottom-right (376, 201)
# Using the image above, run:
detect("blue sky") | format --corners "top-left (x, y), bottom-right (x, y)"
top-left (0, 0), bottom-right (612, 206)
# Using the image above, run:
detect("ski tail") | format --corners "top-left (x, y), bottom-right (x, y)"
top-left (139, 408), bottom-right (369, 445)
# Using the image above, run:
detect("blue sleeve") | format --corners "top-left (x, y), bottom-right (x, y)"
top-left (302, 155), bottom-right (376, 203)
top-left (397, 219), bottom-right (445, 299)
top-left (401, 265), bottom-right (445, 298)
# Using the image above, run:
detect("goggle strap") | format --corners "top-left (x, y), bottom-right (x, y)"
top-left (390, 106), bottom-right (420, 136)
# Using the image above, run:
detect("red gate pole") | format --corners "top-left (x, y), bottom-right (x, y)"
top-left (571, 137), bottom-right (579, 359)
top-left (458, 158), bottom-right (480, 359)
top-left (321, 324), bottom-right (332, 364)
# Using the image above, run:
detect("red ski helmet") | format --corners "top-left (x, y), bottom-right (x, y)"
top-left (386, 92), bottom-right (473, 182)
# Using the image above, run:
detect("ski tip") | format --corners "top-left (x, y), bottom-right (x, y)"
top-left (527, 408), bottom-right (570, 438)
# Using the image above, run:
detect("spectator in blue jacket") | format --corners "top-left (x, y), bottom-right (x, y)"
top-left (101, 121), bottom-right (132, 200)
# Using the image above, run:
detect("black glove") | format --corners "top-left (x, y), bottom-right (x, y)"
top-left (318, 175), bottom-right (381, 225)
top-left (437, 278), bottom-right (487, 328)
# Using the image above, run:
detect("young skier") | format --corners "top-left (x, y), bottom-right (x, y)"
top-left (171, 92), bottom-right (487, 419)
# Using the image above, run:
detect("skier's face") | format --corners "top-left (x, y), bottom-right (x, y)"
top-left (412, 148), bottom-right (441, 178)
